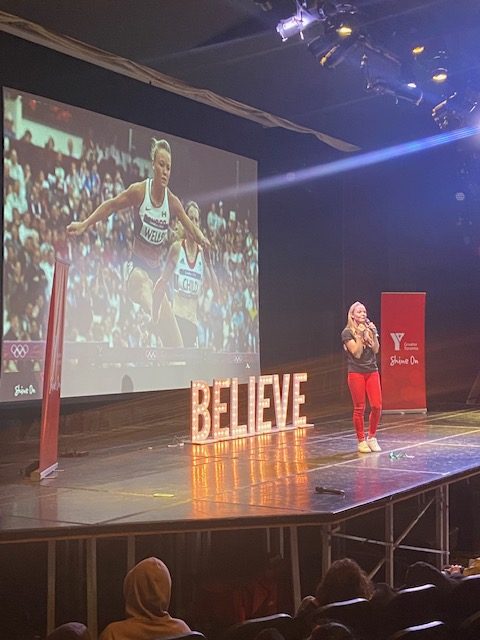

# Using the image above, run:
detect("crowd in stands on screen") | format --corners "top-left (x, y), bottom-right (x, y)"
top-left (3, 128), bottom-right (259, 360)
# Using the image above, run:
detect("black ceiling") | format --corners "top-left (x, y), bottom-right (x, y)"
top-left (1, 0), bottom-right (480, 150)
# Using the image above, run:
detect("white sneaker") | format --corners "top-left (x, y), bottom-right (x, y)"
top-left (358, 440), bottom-right (371, 453)
top-left (367, 437), bottom-right (381, 452)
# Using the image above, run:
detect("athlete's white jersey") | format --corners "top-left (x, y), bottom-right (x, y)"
top-left (133, 178), bottom-right (170, 249)
top-left (173, 241), bottom-right (204, 300)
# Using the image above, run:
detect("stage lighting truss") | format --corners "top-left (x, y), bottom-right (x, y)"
top-left (275, 2), bottom-right (478, 132)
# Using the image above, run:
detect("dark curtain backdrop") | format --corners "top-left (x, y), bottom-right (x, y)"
top-left (1, 32), bottom-right (477, 432)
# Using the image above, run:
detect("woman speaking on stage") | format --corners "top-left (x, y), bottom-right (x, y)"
top-left (341, 301), bottom-right (382, 453)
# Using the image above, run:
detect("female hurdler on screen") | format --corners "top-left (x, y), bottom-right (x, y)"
top-left (341, 301), bottom-right (382, 453)
top-left (66, 138), bottom-right (209, 347)
top-left (152, 201), bottom-right (219, 347)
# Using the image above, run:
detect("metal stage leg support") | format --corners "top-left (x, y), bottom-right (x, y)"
top-left (192, 532), bottom-right (204, 573)
top-left (267, 528), bottom-right (285, 559)
top-left (385, 502), bottom-right (394, 586)
top-left (86, 538), bottom-right (98, 640)
top-left (436, 485), bottom-right (449, 568)
top-left (47, 540), bottom-right (56, 636)
top-left (321, 524), bottom-right (332, 577)
top-left (289, 525), bottom-right (301, 611)
top-left (175, 533), bottom-right (186, 614)
top-left (127, 535), bottom-right (136, 571)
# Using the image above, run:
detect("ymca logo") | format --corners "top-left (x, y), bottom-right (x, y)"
top-left (390, 332), bottom-right (405, 351)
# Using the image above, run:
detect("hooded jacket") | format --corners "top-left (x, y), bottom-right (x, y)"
top-left (100, 557), bottom-right (191, 640)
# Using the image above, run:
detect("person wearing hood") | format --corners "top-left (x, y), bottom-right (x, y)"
top-left (100, 557), bottom-right (191, 640)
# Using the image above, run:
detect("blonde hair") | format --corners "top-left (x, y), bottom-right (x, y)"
top-left (344, 301), bottom-right (364, 333)
top-left (150, 138), bottom-right (171, 163)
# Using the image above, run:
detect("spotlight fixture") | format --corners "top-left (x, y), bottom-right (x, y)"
top-left (411, 44), bottom-right (425, 56)
top-left (432, 91), bottom-right (480, 130)
top-left (324, 2), bottom-right (358, 16)
top-left (336, 22), bottom-right (353, 37)
top-left (331, 3), bottom-right (358, 36)
top-left (366, 78), bottom-right (424, 106)
top-left (276, 1), bottom-right (359, 42)
top-left (432, 68), bottom-right (448, 83)
top-left (308, 30), bottom-right (360, 68)
top-left (400, 60), bottom-right (418, 90)
top-left (276, 1), bottom-right (326, 41)
top-left (431, 49), bottom-right (448, 83)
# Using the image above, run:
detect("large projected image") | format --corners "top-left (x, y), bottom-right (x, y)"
top-left (2, 89), bottom-right (260, 402)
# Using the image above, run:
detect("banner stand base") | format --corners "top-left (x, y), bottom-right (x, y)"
top-left (383, 409), bottom-right (427, 415)
top-left (30, 462), bottom-right (58, 482)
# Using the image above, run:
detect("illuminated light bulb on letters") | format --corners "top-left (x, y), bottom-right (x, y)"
top-left (292, 372), bottom-right (308, 427)
top-left (256, 375), bottom-right (273, 433)
top-left (273, 373), bottom-right (290, 429)
top-left (190, 373), bottom-right (310, 443)
top-left (191, 381), bottom-right (211, 442)
top-left (230, 377), bottom-right (248, 438)
top-left (212, 379), bottom-right (231, 440)
top-left (247, 376), bottom-right (256, 434)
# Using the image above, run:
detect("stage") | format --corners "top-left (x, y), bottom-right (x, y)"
top-left (1, 408), bottom-right (480, 636)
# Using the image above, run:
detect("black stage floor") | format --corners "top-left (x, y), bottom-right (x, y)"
top-left (1, 409), bottom-right (480, 542)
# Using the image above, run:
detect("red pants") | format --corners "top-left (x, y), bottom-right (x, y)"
top-left (347, 371), bottom-right (382, 441)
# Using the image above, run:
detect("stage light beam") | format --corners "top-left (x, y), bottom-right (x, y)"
top-left (195, 125), bottom-right (480, 207)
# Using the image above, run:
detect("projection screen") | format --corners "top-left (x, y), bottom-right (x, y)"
top-left (2, 88), bottom-right (260, 401)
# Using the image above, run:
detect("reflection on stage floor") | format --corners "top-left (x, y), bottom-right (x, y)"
top-left (0, 409), bottom-right (479, 540)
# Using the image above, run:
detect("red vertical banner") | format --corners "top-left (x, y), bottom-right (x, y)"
top-left (381, 292), bottom-right (427, 413)
top-left (32, 258), bottom-right (70, 480)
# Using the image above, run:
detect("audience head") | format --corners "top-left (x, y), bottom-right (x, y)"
top-left (311, 622), bottom-right (356, 640)
top-left (46, 622), bottom-right (91, 640)
top-left (404, 561), bottom-right (449, 589)
top-left (315, 558), bottom-right (373, 607)
top-left (123, 557), bottom-right (173, 619)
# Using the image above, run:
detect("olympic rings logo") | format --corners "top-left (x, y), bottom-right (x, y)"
top-left (10, 343), bottom-right (30, 359)
top-left (146, 350), bottom-right (157, 361)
